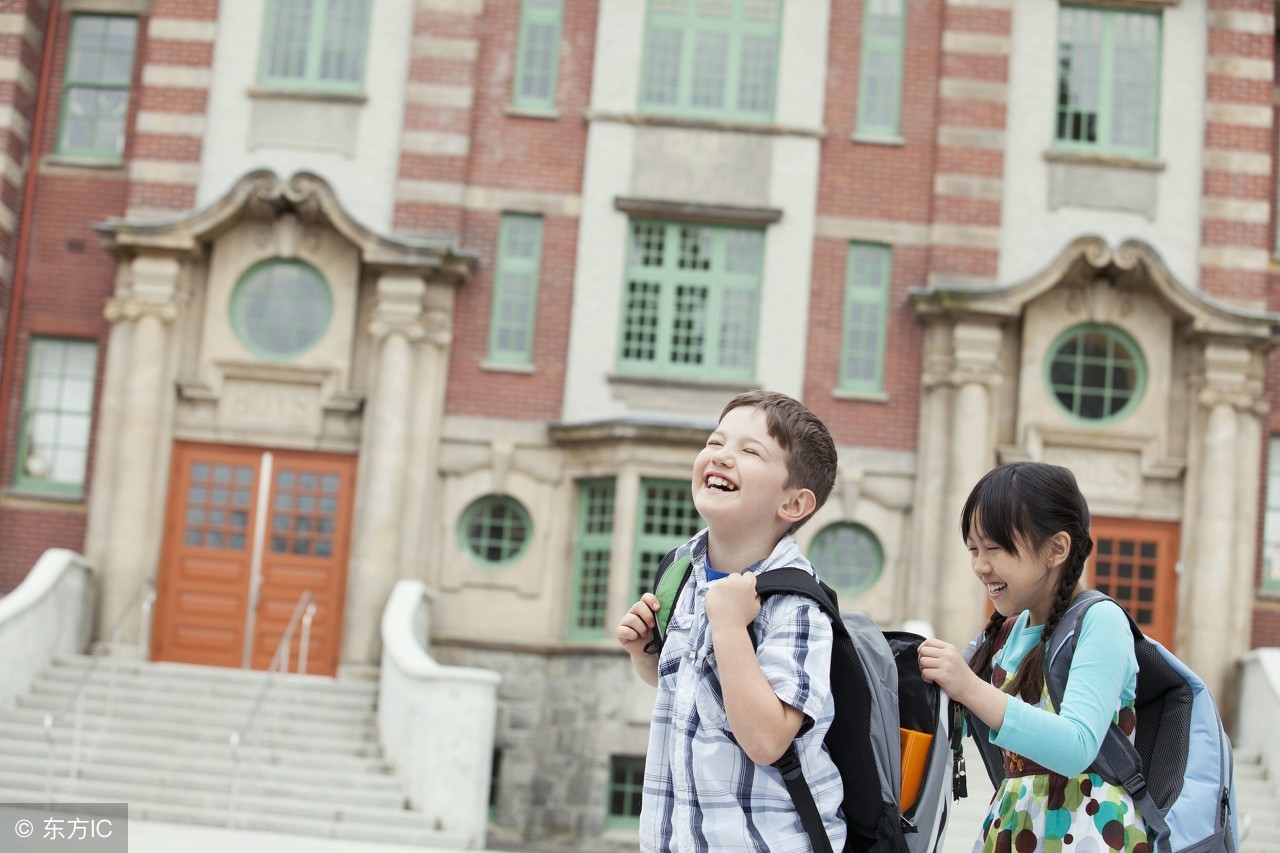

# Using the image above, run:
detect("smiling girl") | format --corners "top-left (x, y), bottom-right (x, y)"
top-left (917, 462), bottom-right (1151, 853)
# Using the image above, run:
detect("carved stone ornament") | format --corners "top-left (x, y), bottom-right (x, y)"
top-left (103, 297), bottom-right (179, 324)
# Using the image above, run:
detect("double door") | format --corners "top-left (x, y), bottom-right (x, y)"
top-left (1087, 517), bottom-right (1179, 648)
top-left (151, 443), bottom-right (356, 676)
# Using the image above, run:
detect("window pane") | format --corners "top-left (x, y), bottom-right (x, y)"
top-left (59, 15), bottom-right (137, 158)
top-left (17, 339), bottom-right (98, 493)
top-left (232, 261), bottom-right (333, 359)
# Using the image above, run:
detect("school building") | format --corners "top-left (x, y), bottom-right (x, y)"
top-left (0, 0), bottom-right (1277, 848)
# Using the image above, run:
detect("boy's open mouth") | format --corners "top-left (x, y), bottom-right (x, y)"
top-left (706, 475), bottom-right (738, 492)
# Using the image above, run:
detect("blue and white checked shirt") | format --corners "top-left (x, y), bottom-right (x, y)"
top-left (640, 530), bottom-right (844, 852)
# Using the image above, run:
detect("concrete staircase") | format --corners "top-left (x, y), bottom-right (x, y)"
top-left (0, 654), bottom-right (470, 848)
top-left (1237, 749), bottom-right (1279, 853)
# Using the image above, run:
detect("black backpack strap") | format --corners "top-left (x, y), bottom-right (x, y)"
top-left (1045, 592), bottom-right (1173, 851)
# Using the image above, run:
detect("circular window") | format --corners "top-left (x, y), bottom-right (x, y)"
top-left (460, 496), bottom-right (532, 565)
top-left (230, 260), bottom-right (332, 360)
top-left (1045, 324), bottom-right (1146, 423)
top-left (809, 523), bottom-right (883, 600)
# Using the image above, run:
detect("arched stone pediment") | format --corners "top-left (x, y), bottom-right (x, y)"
top-left (94, 170), bottom-right (477, 281)
top-left (910, 236), bottom-right (1279, 344)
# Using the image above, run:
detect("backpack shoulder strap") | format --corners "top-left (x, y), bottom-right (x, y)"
top-left (1044, 592), bottom-right (1172, 848)
top-left (753, 567), bottom-right (849, 639)
top-left (643, 549), bottom-right (692, 656)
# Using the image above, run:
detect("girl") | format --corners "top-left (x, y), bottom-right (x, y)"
top-left (918, 462), bottom-right (1150, 853)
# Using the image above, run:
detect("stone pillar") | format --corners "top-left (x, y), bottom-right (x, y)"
top-left (936, 321), bottom-right (1002, 644)
top-left (343, 273), bottom-right (427, 664)
top-left (83, 311), bottom-right (134, 570)
top-left (97, 256), bottom-right (181, 638)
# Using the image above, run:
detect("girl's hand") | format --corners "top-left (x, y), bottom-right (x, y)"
top-left (705, 572), bottom-right (761, 631)
top-left (918, 638), bottom-right (979, 703)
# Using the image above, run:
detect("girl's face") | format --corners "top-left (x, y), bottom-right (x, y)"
top-left (966, 518), bottom-right (1067, 626)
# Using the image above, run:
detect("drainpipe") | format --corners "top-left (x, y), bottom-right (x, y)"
top-left (0, 0), bottom-right (61, 469)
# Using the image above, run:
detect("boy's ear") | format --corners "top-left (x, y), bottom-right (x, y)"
top-left (778, 487), bottom-right (817, 526)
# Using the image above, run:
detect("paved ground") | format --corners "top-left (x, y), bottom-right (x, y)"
top-left (128, 821), bottom-right (499, 853)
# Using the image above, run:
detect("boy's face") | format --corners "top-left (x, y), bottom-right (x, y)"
top-left (692, 405), bottom-right (796, 533)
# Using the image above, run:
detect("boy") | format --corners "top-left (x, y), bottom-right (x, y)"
top-left (616, 390), bottom-right (841, 852)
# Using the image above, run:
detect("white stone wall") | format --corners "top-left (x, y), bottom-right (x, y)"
top-left (198, 0), bottom-right (414, 231)
top-left (998, 0), bottom-right (1206, 288)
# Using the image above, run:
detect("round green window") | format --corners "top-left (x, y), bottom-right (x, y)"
top-left (1045, 324), bottom-right (1146, 423)
top-left (810, 523), bottom-right (883, 600)
top-left (230, 260), bottom-right (332, 360)
top-left (460, 496), bottom-right (532, 565)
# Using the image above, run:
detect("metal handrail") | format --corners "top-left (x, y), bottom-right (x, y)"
top-left (41, 575), bottom-right (156, 797)
top-left (227, 590), bottom-right (316, 826)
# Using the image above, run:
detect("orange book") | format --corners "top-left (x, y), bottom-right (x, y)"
top-left (899, 728), bottom-right (934, 812)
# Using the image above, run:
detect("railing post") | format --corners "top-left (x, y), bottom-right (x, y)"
top-left (299, 602), bottom-right (316, 675)
top-left (139, 587), bottom-right (156, 662)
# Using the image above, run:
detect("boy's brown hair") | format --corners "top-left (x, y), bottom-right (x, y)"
top-left (720, 390), bottom-right (837, 530)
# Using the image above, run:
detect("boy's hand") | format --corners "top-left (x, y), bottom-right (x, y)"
top-left (705, 572), bottom-right (761, 631)
top-left (616, 593), bottom-right (660, 658)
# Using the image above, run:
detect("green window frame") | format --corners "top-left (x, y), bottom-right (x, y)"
top-left (489, 214), bottom-right (544, 366)
top-left (56, 14), bottom-right (138, 161)
top-left (855, 0), bottom-right (905, 139)
top-left (639, 0), bottom-right (782, 123)
top-left (258, 0), bottom-right (372, 94)
top-left (512, 0), bottom-right (563, 112)
top-left (619, 219), bottom-right (765, 381)
top-left (809, 523), bottom-right (883, 602)
top-left (607, 755), bottom-right (646, 828)
top-left (15, 338), bottom-right (98, 497)
top-left (840, 243), bottom-right (891, 394)
top-left (1263, 437), bottom-right (1280, 595)
top-left (1055, 6), bottom-right (1161, 157)
top-left (631, 478), bottom-right (704, 603)
top-left (1045, 324), bottom-right (1146, 425)
top-left (230, 259), bottom-right (333, 361)
top-left (568, 479), bottom-right (616, 640)
top-left (459, 496), bottom-right (533, 566)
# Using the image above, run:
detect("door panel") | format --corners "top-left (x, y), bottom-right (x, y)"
top-left (152, 446), bottom-right (261, 668)
top-left (1088, 517), bottom-right (1179, 648)
top-left (154, 443), bottom-right (355, 676)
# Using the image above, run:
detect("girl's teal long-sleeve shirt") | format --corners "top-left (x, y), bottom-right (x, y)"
top-left (988, 601), bottom-right (1138, 777)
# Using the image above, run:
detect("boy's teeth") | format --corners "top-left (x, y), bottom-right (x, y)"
top-left (707, 475), bottom-right (736, 491)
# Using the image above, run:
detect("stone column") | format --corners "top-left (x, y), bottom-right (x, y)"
top-left (936, 321), bottom-right (1003, 644)
top-left (342, 273), bottom-right (426, 664)
top-left (97, 256), bottom-right (181, 638)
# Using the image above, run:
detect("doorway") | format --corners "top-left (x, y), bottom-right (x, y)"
top-left (1087, 517), bottom-right (1179, 648)
top-left (151, 442), bottom-right (356, 676)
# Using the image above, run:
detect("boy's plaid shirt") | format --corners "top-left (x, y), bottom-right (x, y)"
top-left (640, 530), bottom-right (844, 852)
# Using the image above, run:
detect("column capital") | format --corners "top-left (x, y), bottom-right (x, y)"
top-left (104, 297), bottom-right (179, 324)
top-left (1198, 386), bottom-right (1266, 416)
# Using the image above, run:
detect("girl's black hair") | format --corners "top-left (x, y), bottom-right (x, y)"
top-left (962, 462), bottom-right (1093, 703)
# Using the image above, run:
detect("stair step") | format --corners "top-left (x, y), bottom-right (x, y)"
top-left (0, 787), bottom-right (465, 848)
top-left (27, 676), bottom-right (377, 716)
top-left (45, 658), bottom-right (377, 702)
top-left (0, 754), bottom-right (401, 805)
top-left (0, 714), bottom-right (381, 755)
top-left (0, 722), bottom-right (390, 770)
top-left (13, 696), bottom-right (378, 742)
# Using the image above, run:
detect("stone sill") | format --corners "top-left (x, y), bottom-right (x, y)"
top-left (247, 86), bottom-right (367, 106)
top-left (1, 488), bottom-right (88, 511)
top-left (1043, 149), bottom-right (1165, 172)
top-left (481, 360), bottom-right (536, 374)
top-left (505, 106), bottom-right (560, 120)
top-left (585, 109), bottom-right (825, 140)
top-left (833, 388), bottom-right (890, 403)
top-left (851, 133), bottom-right (905, 147)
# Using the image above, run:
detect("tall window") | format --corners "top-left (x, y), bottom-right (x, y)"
top-left (57, 15), bottom-right (138, 160)
top-left (607, 756), bottom-right (646, 827)
top-left (619, 220), bottom-right (764, 381)
top-left (569, 479), bottom-right (616, 639)
top-left (489, 214), bottom-right (544, 366)
top-left (639, 0), bottom-right (782, 123)
top-left (1264, 437), bottom-right (1280, 595)
top-left (631, 479), bottom-right (703, 602)
top-left (1055, 6), bottom-right (1160, 157)
top-left (840, 243), bottom-right (891, 394)
top-left (856, 0), bottom-right (905, 139)
top-left (513, 0), bottom-right (563, 112)
top-left (15, 339), bottom-right (98, 497)
top-left (259, 0), bottom-right (372, 94)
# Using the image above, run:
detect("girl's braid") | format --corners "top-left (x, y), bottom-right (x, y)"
top-left (966, 609), bottom-right (1009, 681)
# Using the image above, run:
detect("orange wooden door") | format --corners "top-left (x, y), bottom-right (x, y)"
top-left (153, 443), bottom-right (355, 676)
top-left (1088, 517), bottom-right (1180, 648)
